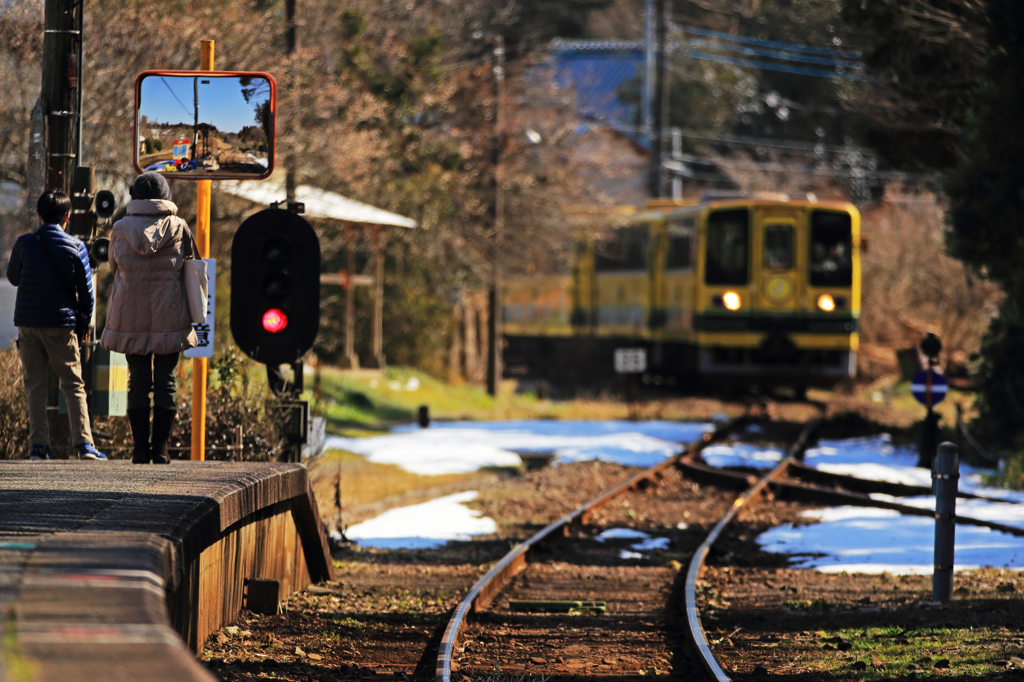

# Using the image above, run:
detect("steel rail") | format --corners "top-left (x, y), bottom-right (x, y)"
top-left (768, 474), bottom-right (1024, 538)
top-left (684, 416), bottom-right (823, 682)
top-left (434, 412), bottom-right (754, 682)
top-left (783, 459), bottom-right (1017, 504)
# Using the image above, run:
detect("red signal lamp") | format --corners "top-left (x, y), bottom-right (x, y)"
top-left (262, 308), bottom-right (288, 333)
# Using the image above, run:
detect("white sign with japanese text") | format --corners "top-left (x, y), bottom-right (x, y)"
top-left (184, 258), bottom-right (215, 359)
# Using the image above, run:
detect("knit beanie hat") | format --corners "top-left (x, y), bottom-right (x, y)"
top-left (130, 172), bottom-right (172, 201)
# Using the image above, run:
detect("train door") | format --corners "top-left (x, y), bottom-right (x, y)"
top-left (571, 239), bottom-right (595, 333)
top-left (662, 216), bottom-right (696, 336)
top-left (751, 207), bottom-right (803, 313)
top-left (593, 225), bottom-right (649, 337)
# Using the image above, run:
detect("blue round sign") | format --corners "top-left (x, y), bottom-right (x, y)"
top-left (912, 370), bottom-right (948, 407)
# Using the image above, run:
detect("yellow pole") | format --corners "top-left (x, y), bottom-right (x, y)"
top-left (191, 39), bottom-right (214, 461)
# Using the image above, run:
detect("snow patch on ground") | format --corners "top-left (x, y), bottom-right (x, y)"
top-left (344, 491), bottom-right (495, 549)
top-left (596, 527), bottom-right (670, 558)
top-left (324, 420), bottom-right (712, 475)
top-left (701, 442), bottom-right (785, 468)
top-left (758, 505), bottom-right (1024, 574)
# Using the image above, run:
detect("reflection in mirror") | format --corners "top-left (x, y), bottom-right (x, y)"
top-left (136, 73), bottom-right (274, 179)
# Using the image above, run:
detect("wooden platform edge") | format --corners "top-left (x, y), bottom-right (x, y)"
top-left (13, 463), bottom-right (336, 682)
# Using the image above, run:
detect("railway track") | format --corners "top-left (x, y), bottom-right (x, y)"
top-left (200, 409), bottom-right (1023, 681)
top-left (435, 407), bottom-right (770, 681)
top-left (435, 409), bottom-right (1024, 682)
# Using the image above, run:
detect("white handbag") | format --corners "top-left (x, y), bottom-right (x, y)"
top-left (182, 228), bottom-right (209, 324)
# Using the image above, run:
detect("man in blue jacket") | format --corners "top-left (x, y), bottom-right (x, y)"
top-left (6, 188), bottom-right (107, 460)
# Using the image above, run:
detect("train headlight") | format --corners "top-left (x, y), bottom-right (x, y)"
top-left (817, 294), bottom-right (836, 312)
top-left (723, 291), bottom-right (741, 311)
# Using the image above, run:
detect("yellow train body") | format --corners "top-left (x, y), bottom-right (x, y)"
top-left (503, 195), bottom-right (861, 390)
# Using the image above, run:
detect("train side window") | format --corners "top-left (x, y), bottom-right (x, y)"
top-left (764, 223), bottom-right (793, 270)
top-left (705, 209), bottom-right (749, 285)
top-left (666, 235), bottom-right (691, 269)
top-left (810, 211), bottom-right (853, 287)
top-left (595, 226), bottom-right (648, 272)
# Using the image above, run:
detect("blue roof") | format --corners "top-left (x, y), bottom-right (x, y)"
top-left (549, 40), bottom-right (645, 139)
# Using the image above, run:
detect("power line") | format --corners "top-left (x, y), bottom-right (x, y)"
top-left (671, 128), bottom-right (874, 156)
top-left (601, 122), bottom-right (874, 158)
top-left (663, 64), bottom-right (847, 113)
top-left (160, 76), bottom-right (193, 118)
top-left (551, 38), bottom-right (873, 80)
top-left (677, 24), bottom-right (860, 60)
top-left (667, 65), bottom-right (845, 115)
top-left (666, 151), bottom-right (934, 182)
top-left (553, 37), bottom-right (861, 68)
top-left (684, 37), bottom-right (862, 70)
top-left (678, 47), bottom-right (872, 81)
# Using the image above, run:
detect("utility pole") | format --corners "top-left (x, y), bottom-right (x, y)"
top-left (486, 35), bottom-right (505, 398)
top-left (41, 0), bottom-right (79, 192)
top-left (649, 0), bottom-right (668, 198)
top-left (284, 0), bottom-right (298, 204)
top-left (39, 0), bottom-right (82, 458)
top-left (671, 127), bottom-right (683, 199)
top-left (642, 0), bottom-right (654, 141)
top-left (285, 0), bottom-right (298, 206)
top-left (192, 76), bottom-right (199, 162)
top-left (190, 39), bottom-right (214, 462)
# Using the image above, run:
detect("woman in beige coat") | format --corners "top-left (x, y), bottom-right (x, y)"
top-left (101, 173), bottom-right (197, 463)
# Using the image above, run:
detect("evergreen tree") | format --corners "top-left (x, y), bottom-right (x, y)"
top-left (845, 0), bottom-right (1024, 450)
top-left (943, 0), bottom-right (1024, 447)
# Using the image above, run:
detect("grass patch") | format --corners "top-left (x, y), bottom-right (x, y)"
top-left (371, 588), bottom-right (456, 613)
top-left (792, 625), bottom-right (1024, 679)
top-left (4, 609), bottom-right (39, 682)
top-left (327, 615), bottom-right (368, 630)
top-left (306, 363), bottom-right (752, 431)
top-left (307, 366), bottom-right (513, 429)
top-left (783, 597), bottom-right (851, 612)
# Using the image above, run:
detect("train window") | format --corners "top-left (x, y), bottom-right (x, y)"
top-left (810, 211), bottom-right (853, 287)
top-left (764, 224), bottom-right (794, 270)
top-left (705, 209), bottom-right (749, 285)
top-left (666, 235), bottom-right (692, 269)
top-left (595, 226), bottom-right (648, 272)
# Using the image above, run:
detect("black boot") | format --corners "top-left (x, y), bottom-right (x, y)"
top-left (127, 408), bottom-right (151, 464)
top-left (151, 407), bottom-right (177, 464)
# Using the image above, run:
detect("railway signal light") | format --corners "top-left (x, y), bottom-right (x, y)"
top-left (262, 308), bottom-right (288, 333)
top-left (230, 208), bottom-right (321, 366)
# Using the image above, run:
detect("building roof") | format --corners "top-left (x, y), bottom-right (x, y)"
top-left (220, 177), bottom-right (418, 229)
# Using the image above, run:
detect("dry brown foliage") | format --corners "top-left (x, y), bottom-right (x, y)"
top-left (858, 187), bottom-right (1002, 380)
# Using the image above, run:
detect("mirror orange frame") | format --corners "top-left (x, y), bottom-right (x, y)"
top-left (133, 70), bottom-right (277, 181)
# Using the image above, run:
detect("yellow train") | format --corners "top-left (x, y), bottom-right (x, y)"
top-left (503, 194), bottom-right (862, 393)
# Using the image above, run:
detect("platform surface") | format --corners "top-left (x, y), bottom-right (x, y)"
top-left (0, 460), bottom-right (329, 682)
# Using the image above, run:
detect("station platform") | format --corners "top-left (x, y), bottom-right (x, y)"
top-left (0, 460), bottom-right (335, 682)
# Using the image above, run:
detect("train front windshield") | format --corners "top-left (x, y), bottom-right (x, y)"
top-left (705, 209), bottom-right (750, 285)
top-left (809, 211), bottom-right (853, 287)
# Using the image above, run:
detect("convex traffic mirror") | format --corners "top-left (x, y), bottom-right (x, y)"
top-left (134, 71), bottom-right (276, 180)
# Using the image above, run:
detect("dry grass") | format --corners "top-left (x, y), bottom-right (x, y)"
top-left (0, 349), bottom-right (29, 459)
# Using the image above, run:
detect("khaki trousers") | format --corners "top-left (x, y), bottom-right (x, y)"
top-left (17, 326), bottom-right (93, 447)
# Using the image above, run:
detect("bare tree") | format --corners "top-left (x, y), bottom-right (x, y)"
top-left (859, 186), bottom-right (1002, 380)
